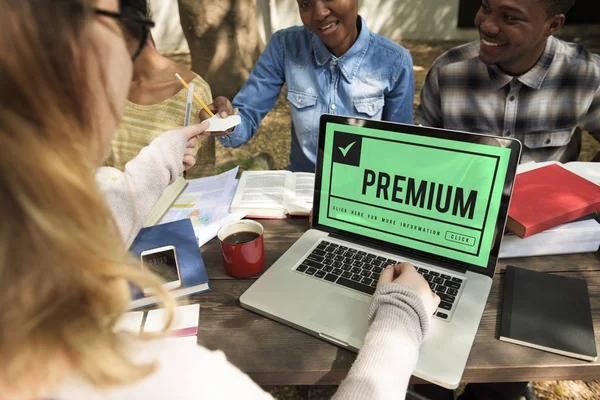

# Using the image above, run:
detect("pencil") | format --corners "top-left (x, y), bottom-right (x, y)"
top-left (184, 83), bottom-right (194, 127)
top-left (175, 73), bottom-right (214, 117)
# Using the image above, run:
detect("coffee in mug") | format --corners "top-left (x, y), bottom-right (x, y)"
top-left (217, 220), bottom-right (265, 278)
top-left (222, 231), bottom-right (261, 245)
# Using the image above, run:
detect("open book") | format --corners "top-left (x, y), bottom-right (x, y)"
top-left (229, 171), bottom-right (315, 219)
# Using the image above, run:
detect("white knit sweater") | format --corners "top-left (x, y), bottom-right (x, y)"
top-left (60, 131), bottom-right (429, 400)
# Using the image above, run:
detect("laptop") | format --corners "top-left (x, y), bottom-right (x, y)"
top-left (240, 114), bottom-right (521, 389)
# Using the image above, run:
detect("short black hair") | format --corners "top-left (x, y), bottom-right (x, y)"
top-left (120, 0), bottom-right (151, 36)
top-left (543, 0), bottom-right (576, 15)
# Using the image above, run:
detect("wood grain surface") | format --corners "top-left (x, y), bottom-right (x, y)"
top-left (195, 219), bottom-right (600, 385)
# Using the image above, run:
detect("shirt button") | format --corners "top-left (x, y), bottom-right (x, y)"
top-left (509, 95), bottom-right (515, 101)
top-left (298, 96), bottom-right (303, 104)
top-left (331, 104), bottom-right (336, 110)
top-left (331, 60), bottom-right (338, 66)
top-left (369, 104), bottom-right (374, 111)
top-left (545, 138), bottom-right (551, 144)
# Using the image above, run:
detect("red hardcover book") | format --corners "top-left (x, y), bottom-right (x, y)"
top-left (506, 164), bottom-right (600, 238)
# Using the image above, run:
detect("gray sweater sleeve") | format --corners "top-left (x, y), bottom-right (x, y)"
top-left (104, 130), bottom-right (187, 248)
top-left (332, 283), bottom-right (430, 400)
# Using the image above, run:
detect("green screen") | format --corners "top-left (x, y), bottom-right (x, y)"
top-left (318, 123), bottom-right (511, 268)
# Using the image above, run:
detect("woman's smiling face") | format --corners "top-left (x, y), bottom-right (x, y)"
top-left (297, 0), bottom-right (359, 58)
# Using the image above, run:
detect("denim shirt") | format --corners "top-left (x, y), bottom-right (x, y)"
top-left (219, 17), bottom-right (414, 172)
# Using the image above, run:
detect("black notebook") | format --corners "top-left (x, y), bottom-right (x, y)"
top-left (500, 265), bottom-right (597, 361)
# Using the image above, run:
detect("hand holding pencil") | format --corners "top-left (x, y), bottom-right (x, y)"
top-left (198, 96), bottom-right (240, 137)
top-left (175, 73), bottom-right (214, 117)
top-left (175, 74), bottom-right (239, 137)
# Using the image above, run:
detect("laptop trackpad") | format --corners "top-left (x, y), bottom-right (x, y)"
top-left (310, 292), bottom-right (370, 343)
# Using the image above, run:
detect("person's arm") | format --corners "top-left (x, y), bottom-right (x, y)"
top-left (216, 31), bottom-right (286, 148)
top-left (582, 82), bottom-right (600, 147)
top-left (333, 264), bottom-right (439, 400)
top-left (414, 63), bottom-right (443, 127)
top-left (382, 49), bottom-right (415, 124)
top-left (49, 337), bottom-right (274, 400)
top-left (104, 124), bottom-right (208, 247)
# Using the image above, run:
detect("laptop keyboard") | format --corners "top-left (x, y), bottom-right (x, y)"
top-left (294, 240), bottom-right (464, 321)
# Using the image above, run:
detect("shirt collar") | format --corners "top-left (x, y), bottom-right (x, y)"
top-left (312, 16), bottom-right (371, 82)
top-left (487, 36), bottom-right (556, 90)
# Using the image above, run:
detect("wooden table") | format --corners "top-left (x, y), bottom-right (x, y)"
top-left (194, 219), bottom-right (600, 385)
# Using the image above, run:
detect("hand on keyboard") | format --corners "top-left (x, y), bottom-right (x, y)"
top-left (377, 263), bottom-right (441, 317)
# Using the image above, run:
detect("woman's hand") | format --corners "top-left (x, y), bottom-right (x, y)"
top-left (377, 262), bottom-right (440, 316)
top-left (199, 96), bottom-right (239, 137)
top-left (180, 121), bottom-right (210, 171)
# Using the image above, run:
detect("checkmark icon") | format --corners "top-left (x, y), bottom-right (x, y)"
top-left (338, 141), bottom-right (356, 157)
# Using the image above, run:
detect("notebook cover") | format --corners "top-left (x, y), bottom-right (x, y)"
top-left (506, 164), bottom-right (600, 238)
top-left (129, 219), bottom-right (210, 308)
top-left (500, 265), bottom-right (597, 361)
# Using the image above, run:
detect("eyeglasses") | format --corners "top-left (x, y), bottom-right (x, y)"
top-left (93, 8), bottom-right (155, 61)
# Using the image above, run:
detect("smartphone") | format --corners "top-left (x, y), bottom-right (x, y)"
top-left (140, 245), bottom-right (182, 295)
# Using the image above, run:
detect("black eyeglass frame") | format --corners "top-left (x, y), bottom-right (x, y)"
top-left (93, 8), bottom-right (155, 60)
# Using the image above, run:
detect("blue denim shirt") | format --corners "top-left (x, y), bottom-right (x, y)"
top-left (219, 17), bottom-right (414, 172)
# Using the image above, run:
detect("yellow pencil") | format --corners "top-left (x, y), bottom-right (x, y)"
top-left (175, 73), bottom-right (214, 117)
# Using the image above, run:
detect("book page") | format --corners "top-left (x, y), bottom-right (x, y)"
top-left (231, 171), bottom-right (290, 211)
top-left (160, 167), bottom-right (238, 229)
top-left (286, 172), bottom-right (315, 215)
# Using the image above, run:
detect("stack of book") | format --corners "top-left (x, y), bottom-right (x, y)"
top-left (499, 161), bottom-right (600, 258)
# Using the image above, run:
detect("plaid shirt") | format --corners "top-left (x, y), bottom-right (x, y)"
top-left (415, 36), bottom-right (600, 163)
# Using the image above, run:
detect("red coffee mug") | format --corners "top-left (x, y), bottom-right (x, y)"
top-left (217, 220), bottom-right (265, 278)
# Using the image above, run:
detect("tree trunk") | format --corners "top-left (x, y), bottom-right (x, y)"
top-left (178, 0), bottom-right (263, 100)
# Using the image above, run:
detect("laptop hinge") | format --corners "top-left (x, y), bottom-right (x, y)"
top-left (329, 232), bottom-right (468, 274)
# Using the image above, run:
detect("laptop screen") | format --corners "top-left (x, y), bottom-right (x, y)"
top-left (314, 116), bottom-right (521, 274)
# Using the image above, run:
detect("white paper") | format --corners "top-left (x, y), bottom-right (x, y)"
top-left (205, 114), bottom-right (241, 132)
top-left (499, 218), bottom-right (600, 258)
top-left (516, 160), bottom-right (600, 184)
top-left (166, 335), bottom-right (199, 347)
top-left (143, 304), bottom-right (200, 334)
top-left (233, 171), bottom-right (290, 209)
top-left (114, 311), bottom-right (144, 333)
top-left (289, 172), bottom-right (315, 212)
top-left (195, 180), bottom-right (245, 246)
top-left (562, 162), bottom-right (600, 184)
top-left (160, 167), bottom-right (243, 245)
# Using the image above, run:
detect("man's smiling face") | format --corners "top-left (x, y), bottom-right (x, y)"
top-left (474, 0), bottom-right (563, 75)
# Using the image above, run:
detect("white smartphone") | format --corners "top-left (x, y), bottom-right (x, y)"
top-left (140, 245), bottom-right (182, 295)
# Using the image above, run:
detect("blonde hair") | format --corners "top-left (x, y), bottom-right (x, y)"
top-left (0, 0), bottom-right (173, 393)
